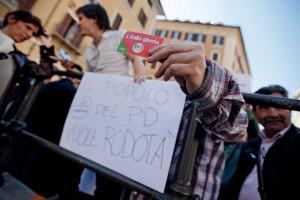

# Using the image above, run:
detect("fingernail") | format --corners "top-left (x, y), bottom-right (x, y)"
top-left (148, 48), bottom-right (155, 54)
top-left (146, 57), bottom-right (153, 62)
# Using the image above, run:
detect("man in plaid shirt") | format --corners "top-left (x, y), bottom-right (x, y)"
top-left (144, 42), bottom-right (248, 200)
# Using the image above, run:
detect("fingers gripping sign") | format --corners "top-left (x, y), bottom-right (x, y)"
top-left (147, 43), bottom-right (207, 94)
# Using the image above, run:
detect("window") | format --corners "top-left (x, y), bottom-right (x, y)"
top-left (160, 30), bottom-right (168, 38)
top-left (197, 34), bottom-right (206, 43)
top-left (127, 0), bottom-right (134, 7)
top-left (147, 0), bottom-right (152, 7)
top-left (112, 13), bottom-right (122, 30)
top-left (191, 33), bottom-right (198, 41)
top-left (212, 53), bottom-right (219, 61)
top-left (84, 0), bottom-right (95, 3)
top-left (138, 9), bottom-right (147, 28)
top-left (0, 0), bottom-right (37, 10)
top-left (18, 0), bottom-right (37, 10)
top-left (57, 14), bottom-right (82, 47)
top-left (64, 24), bottom-right (79, 42)
top-left (213, 36), bottom-right (224, 45)
top-left (151, 29), bottom-right (156, 35)
top-left (154, 29), bottom-right (162, 36)
top-left (185, 32), bottom-right (193, 41)
top-left (171, 31), bottom-right (181, 39)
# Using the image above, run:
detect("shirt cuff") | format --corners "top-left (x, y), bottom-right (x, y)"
top-left (187, 59), bottom-right (215, 101)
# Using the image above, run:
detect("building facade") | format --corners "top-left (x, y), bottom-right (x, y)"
top-left (0, 0), bottom-right (250, 82)
top-left (0, 0), bottom-right (164, 68)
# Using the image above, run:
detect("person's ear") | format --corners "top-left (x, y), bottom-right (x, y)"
top-left (91, 18), bottom-right (102, 29)
top-left (7, 15), bottom-right (17, 25)
top-left (252, 107), bottom-right (258, 116)
top-left (92, 18), bottom-right (96, 23)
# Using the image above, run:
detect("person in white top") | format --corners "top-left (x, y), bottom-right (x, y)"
top-left (218, 84), bottom-right (300, 200)
top-left (61, 3), bottom-right (145, 83)
top-left (59, 3), bottom-right (145, 199)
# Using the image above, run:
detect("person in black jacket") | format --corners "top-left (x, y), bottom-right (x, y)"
top-left (218, 84), bottom-right (300, 200)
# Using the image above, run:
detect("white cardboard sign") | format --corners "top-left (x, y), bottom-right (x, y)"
top-left (59, 73), bottom-right (186, 192)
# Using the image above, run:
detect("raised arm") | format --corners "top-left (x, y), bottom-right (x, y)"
top-left (128, 53), bottom-right (145, 83)
top-left (189, 60), bottom-right (247, 142)
top-left (147, 42), bottom-right (247, 142)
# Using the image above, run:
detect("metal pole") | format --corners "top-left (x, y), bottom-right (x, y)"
top-left (51, 70), bottom-right (300, 111)
top-left (243, 93), bottom-right (300, 111)
top-left (50, 70), bottom-right (300, 112)
top-left (0, 120), bottom-right (161, 198)
top-left (167, 105), bottom-right (199, 200)
top-left (52, 69), bottom-right (83, 79)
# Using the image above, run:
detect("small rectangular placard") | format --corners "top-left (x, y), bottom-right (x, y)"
top-left (117, 31), bottom-right (164, 57)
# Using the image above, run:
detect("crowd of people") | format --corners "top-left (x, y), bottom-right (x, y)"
top-left (0, 3), bottom-right (299, 200)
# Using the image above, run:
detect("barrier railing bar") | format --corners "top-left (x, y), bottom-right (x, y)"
top-left (53, 70), bottom-right (300, 111)
top-left (243, 93), bottom-right (300, 111)
top-left (0, 120), bottom-right (160, 198)
top-left (52, 70), bottom-right (83, 79)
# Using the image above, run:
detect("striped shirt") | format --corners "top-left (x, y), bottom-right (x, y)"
top-left (133, 60), bottom-right (247, 200)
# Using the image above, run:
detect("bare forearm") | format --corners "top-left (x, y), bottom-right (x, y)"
top-left (130, 55), bottom-right (145, 83)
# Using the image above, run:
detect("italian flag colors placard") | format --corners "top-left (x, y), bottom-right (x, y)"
top-left (117, 31), bottom-right (164, 58)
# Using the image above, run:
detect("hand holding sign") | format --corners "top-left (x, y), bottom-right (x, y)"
top-left (147, 43), bottom-right (207, 94)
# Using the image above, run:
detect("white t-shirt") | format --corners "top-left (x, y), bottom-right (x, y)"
top-left (0, 30), bottom-right (14, 53)
top-left (79, 30), bottom-right (131, 195)
top-left (84, 29), bottom-right (130, 75)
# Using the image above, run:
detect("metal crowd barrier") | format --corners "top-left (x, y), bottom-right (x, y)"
top-left (1, 65), bottom-right (300, 200)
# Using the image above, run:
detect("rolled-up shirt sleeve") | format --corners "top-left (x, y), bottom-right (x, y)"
top-left (188, 60), bottom-right (248, 142)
